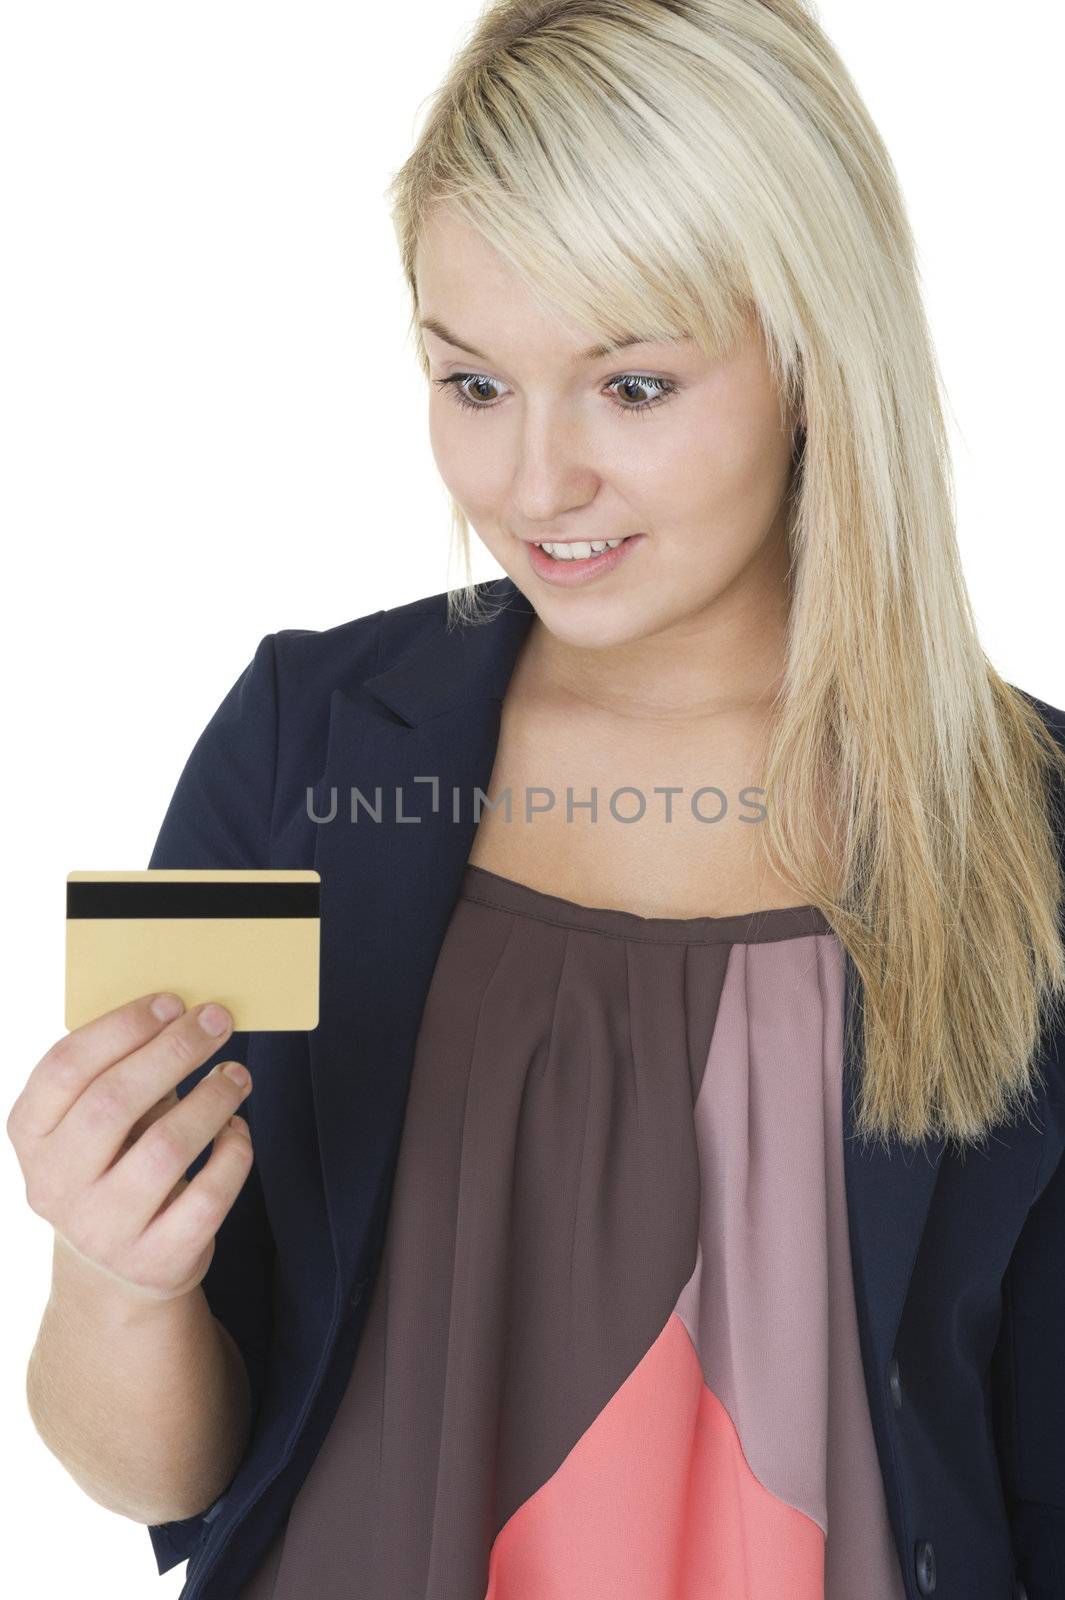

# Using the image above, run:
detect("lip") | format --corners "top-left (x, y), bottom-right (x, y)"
top-left (522, 534), bottom-right (646, 587)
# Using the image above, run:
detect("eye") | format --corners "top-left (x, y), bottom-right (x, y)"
top-left (433, 373), bottom-right (503, 412)
top-left (607, 375), bottom-right (677, 416)
top-left (431, 372), bottom-right (678, 417)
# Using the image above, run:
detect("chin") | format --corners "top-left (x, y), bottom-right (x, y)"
top-left (534, 596), bottom-right (667, 652)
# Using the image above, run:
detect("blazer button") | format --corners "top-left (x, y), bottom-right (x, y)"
top-left (888, 1356), bottom-right (903, 1411)
top-left (914, 1539), bottom-right (936, 1593)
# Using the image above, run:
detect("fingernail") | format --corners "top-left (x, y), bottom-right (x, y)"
top-left (221, 1062), bottom-right (249, 1089)
top-left (151, 993), bottom-right (184, 1022)
top-left (199, 1003), bottom-right (231, 1036)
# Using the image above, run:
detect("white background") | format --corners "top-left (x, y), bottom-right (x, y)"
top-left (1, 3), bottom-right (1061, 1594)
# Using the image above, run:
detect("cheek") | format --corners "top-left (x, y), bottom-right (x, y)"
top-left (605, 414), bottom-right (733, 519)
top-left (427, 403), bottom-right (475, 500)
top-left (426, 397), bottom-right (456, 477)
top-left (428, 401), bottom-right (508, 510)
top-left (648, 404), bottom-right (788, 526)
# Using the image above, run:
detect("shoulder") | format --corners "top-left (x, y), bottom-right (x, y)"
top-left (1007, 682), bottom-right (1065, 837)
top-left (263, 588), bottom-right (454, 834)
top-left (1008, 683), bottom-right (1065, 1097)
top-left (1008, 682), bottom-right (1065, 746)
top-left (271, 586), bottom-right (451, 703)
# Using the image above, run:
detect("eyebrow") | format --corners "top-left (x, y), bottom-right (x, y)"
top-left (419, 316), bottom-right (688, 365)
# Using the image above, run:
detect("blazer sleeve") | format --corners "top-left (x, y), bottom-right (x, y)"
top-left (141, 633), bottom-right (281, 1576)
top-left (989, 685), bottom-right (1065, 1593)
top-left (990, 1093), bottom-right (1065, 1597)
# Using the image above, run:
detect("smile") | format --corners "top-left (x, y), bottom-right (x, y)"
top-left (534, 536), bottom-right (634, 561)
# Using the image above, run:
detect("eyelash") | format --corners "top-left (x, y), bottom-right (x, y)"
top-left (432, 371), bottom-right (678, 419)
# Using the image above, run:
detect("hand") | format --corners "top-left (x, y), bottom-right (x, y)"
top-left (7, 992), bottom-right (254, 1305)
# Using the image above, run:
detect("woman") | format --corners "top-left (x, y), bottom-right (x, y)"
top-left (12, 3), bottom-right (1065, 1598)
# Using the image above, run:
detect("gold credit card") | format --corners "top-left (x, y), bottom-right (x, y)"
top-left (65, 870), bottom-right (320, 1032)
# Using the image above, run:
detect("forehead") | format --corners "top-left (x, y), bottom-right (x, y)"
top-left (419, 314), bottom-right (691, 366)
top-left (415, 212), bottom-right (693, 364)
top-left (413, 204), bottom-right (761, 375)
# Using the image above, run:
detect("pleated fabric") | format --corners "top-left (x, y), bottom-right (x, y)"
top-left (239, 862), bottom-right (907, 1599)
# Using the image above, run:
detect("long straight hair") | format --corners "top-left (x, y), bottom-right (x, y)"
top-left (385, 0), bottom-right (1065, 1153)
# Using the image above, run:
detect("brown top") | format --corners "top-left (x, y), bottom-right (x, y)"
top-left (238, 863), bottom-right (906, 1599)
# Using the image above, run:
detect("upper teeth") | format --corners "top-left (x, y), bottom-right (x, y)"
top-left (535, 537), bottom-right (628, 559)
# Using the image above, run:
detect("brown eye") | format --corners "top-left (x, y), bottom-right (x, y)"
top-left (433, 374), bottom-right (502, 411)
top-left (608, 375), bottom-right (677, 414)
top-left (431, 371), bottom-right (678, 416)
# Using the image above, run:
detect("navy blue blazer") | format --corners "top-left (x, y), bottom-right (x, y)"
top-left (143, 576), bottom-right (1065, 1600)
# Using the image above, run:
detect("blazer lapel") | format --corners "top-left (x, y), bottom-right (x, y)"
top-left (307, 575), bottom-right (946, 1379)
top-left (307, 579), bottom-right (537, 1307)
top-left (841, 954), bottom-right (946, 1370)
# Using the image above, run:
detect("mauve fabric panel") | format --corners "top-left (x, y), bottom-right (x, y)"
top-left (238, 863), bottom-right (907, 1599)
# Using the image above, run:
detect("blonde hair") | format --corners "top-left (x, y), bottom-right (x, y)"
top-left (385, 0), bottom-right (1065, 1152)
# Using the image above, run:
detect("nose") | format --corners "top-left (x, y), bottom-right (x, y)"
top-left (510, 400), bottom-right (601, 526)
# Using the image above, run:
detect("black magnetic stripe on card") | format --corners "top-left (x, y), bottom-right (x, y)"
top-left (66, 881), bottom-right (320, 919)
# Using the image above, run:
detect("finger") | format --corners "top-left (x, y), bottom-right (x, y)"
top-left (86, 1061), bottom-right (252, 1237)
top-left (42, 1002), bottom-right (237, 1200)
top-left (11, 992), bottom-right (189, 1141)
top-left (127, 1113), bottom-right (256, 1293)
